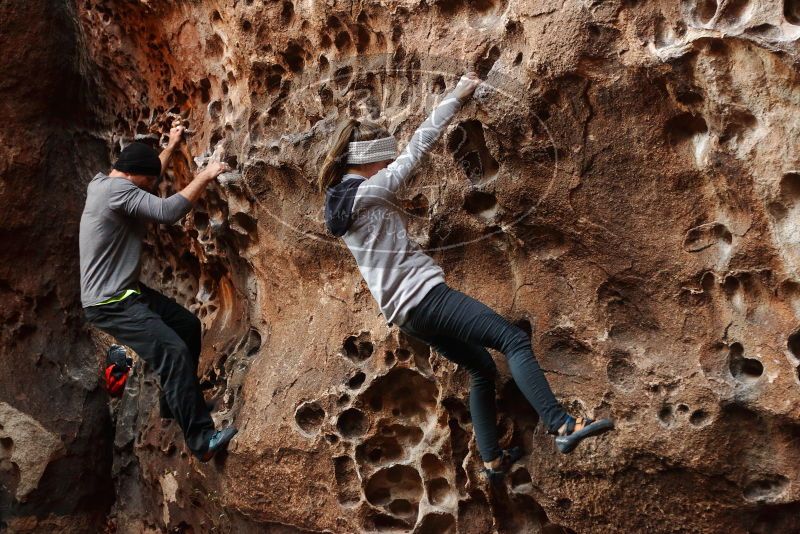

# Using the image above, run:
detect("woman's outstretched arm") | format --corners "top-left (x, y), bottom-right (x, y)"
top-left (362, 72), bottom-right (482, 198)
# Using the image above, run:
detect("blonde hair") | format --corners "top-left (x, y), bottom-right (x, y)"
top-left (318, 118), bottom-right (391, 191)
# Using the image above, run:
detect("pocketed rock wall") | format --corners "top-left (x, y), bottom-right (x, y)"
top-left (4, 0), bottom-right (800, 532)
top-left (0, 2), bottom-right (115, 532)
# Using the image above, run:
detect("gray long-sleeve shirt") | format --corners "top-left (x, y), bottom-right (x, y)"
top-left (79, 173), bottom-right (192, 307)
top-left (332, 90), bottom-right (465, 326)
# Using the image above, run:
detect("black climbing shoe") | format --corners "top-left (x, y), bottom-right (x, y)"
top-left (555, 416), bottom-right (614, 454)
top-left (199, 427), bottom-right (238, 462)
top-left (482, 446), bottom-right (524, 484)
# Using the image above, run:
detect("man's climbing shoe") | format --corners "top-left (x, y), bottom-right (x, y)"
top-left (482, 446), bottom-right (524, 484)
top-left (199, 427), bottom-right (238, 462)
top-left (555, 416), bottom-right (614, 454)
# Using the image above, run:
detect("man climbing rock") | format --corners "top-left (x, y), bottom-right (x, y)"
top-left (79, 125), bottom-right (237, 462)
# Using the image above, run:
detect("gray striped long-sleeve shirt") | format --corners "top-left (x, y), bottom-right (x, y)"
top-left (329, 89), bottom-right (466, 326)
top-left (79, 173), bottom-right (192, 306)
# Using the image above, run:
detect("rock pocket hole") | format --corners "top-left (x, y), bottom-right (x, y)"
top-left (687, 0), bottom-right (718, 24)
top-left (365, 465), bottom-right (423, 523)
top-left (281, 42), bottom-right (305, 73)
top-left (683, 222), bottom-right (732, 252)
top-left (230, 213), bottom-right (258, 240)
top-left (665, 113), bottom-right (708, 143)
top-left (447, 120), bottom-right (499, 185)
top-left (280, 1), bottom-right (294, 24)
top-left (658, 405), bottom-right (675, 427)
top-left (337, 408), bottom-right (367, 438)
top-left (689, 409), bottom-right (711, 426)
top-left (780, 172), bottom-right (800, 201)
top-left (720, 108), bottom-right (757, 144)
top-left (421, 453), bottom-right (446, 479)
top-left (786, 0), bottom-right (800, 25)
top-left (0, 437), bottom-right (14, 457)
top-left (722, 275), bottom-right (746, 312)
top-left (513, 318), bottom-right (533, 338)
top-left (426, 477), bottom-right (451, 506)
top-left (743, 475), bottom-right (789, 502)
top-left (463, 190), bottom-right (498, 219)
top-left (362, 368), bottom-right (438, 424)
top-left (295, 401), bottom-right (325, 435)
top-left (194, 211), bottom-right (210, 233)
top-left (432, 74), bottom-right (446, 93)
top-left (343, 332), bottom-right (373, 362)
top-left (334, 456), bottom-right (361, 505)
top-left (748, 24), bottom-right (782, 36)
top-left (335, 31), bottom-right (352, 52)
top-left (348, 371), bottom-right (366, 389)
top-left (728, 342), bottom-right (763, 382)
top-left (417, 513), bottom-right (456, 533)
top-left (665, 112), bottom-right (709, 165)
top-left (365, 512), bottom-right (409, 532)
top-left (476, 45), bottom-right (501, 79)
top-left (719, 0), bottom-right (751, 25)
top-left (355, 25), bottom-right (371, 53)
top-left (388, 499), bottom-right (415, 517)
top-left (244, 328), bottom-right (261, 357)
top-left (510, 467), bottom-right (532, 490)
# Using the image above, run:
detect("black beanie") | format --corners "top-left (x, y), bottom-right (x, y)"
top-left (113, 142), bottom-right (161, 176)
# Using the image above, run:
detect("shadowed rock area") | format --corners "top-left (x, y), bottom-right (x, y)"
top-left (1, 0), bottom-right (799, 532)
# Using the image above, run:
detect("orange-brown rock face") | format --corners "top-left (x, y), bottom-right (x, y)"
top-left (0, 2), bottom-right (115, 532)
top-left (3, 0), bottom-right (800, 532)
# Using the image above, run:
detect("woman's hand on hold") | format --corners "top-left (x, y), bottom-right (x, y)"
top-left (453, 72), bottom-right (482, 102)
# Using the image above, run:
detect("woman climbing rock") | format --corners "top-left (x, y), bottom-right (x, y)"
top-left (319, 72), bottom-right (614, 482)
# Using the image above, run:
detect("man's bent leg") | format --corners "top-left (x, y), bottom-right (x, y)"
top-left (140, 284), bottom-right (202, 362)
top-left (139, 284), bottom-right (203, 419)
top-left (84, 296), bottom-right (215, 456)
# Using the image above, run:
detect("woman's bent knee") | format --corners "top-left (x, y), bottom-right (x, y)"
top-left (469, 357), bottom-right (497, 381)
top-left (504, 324), bottom-right (533, 354)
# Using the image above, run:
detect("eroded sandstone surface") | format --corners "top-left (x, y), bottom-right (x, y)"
top-left (2, 0), bottom-right (800, 532)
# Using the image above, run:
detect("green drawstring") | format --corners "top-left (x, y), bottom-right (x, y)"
top-left (90, 287), bottom-right (141, 306)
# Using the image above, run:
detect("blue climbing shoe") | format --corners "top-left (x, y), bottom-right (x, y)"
top-left (482, 446), bottom-right (524, 484)
top-left (199, 427), bottom-right (238, 462)
top-left (555, 416), bottom-right (614, 454)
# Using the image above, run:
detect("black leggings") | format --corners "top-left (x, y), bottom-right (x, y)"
top-left (400, 283), bottom-right (568, 462)
top-left (84, 283), bottom-right (214, 456)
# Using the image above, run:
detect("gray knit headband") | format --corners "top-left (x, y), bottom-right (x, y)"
top-left (346, 136), bottom-right (398, 164)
